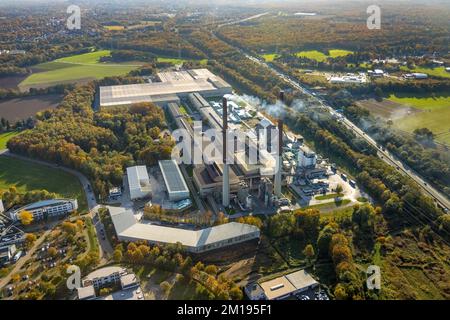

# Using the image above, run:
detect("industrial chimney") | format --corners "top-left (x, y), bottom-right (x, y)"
top-left (222, 97), bottom-right (230, 208)
top-left (274, 92), bottom-right (284, 197)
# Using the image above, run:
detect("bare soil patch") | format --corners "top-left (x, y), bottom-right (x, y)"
top-left (0, 94), bottom-right (63, 121)
top-left (0, 75), bottom-right (28, 89)
top-left (355, 98), bottom-right (421, 120)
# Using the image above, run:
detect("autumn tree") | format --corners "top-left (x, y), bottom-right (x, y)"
top-left (303, 244), bottom-right (316, 265)
top-left (61, 221), bottom-right (77, 235)
top-left (19, 210), bottom-right (33, 225)
top-left (237, 216), bottom-right (263, 229)
top-left (48, 247), bottom-right (58, 257)
top-left (25, 233), bottom-right (37, 248)
top-left (76, 219), bottom-right (84, 231)
top-left (113, 249), bottom-right (123, 263)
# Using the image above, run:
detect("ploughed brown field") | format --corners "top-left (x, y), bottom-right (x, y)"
top-left (355, 98), bottom-right (421, 120)
top-left (0, 94), bottom-right (62, 121)
top-left (0, 74), bottom-right (28, 89)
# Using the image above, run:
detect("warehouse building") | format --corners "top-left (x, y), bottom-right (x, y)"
top-left (99, 69), bottom-right (232, 108)
top-left (127, 166), bottom-right (151, 200)
top-left (158, 160), bottom-right (190, 201)
top-left (110, 208), bottom-right (260, 253)
top-left (9, 199), bottom-right (78, 222)
top-left (245, 269), bottom-right (319, 300)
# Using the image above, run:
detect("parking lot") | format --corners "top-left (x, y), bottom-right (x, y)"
top-left (0, 214), bottom-right (25, 247)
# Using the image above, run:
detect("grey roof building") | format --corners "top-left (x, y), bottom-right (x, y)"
top-left (109, 208), bottom-right (260, 253)
top-left (99, 69), bottom-right (232, 108)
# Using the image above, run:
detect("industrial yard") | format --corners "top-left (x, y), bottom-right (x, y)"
top-left (101, 69), bottom-right (365, 232)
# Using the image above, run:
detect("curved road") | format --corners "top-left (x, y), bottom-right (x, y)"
top-left (0, 149), bottom-right (113, 263)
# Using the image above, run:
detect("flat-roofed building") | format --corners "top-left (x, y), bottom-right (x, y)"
top-left (77, 266), bottom-right (143, 300)
top-left (0, 244), bottom-right (17, 266)
top-left (127, 166), bottom-right (151, 200)
top-left (110, 208), bottom-right (260, 253)
top-left (99, 69), bottom-right (232, 108)
top-left (9, 199), bottom-right (78, 222)
top-left (77, 285), bottom-right (96, 300)
top-left (83, 266), bottom-right (125, 289)
top-left (245, 269), bottom-right (319, 300)
top-left (158, 160), bottom-right (190, 201)
top-left (193, 163), bottom-right (241, 197)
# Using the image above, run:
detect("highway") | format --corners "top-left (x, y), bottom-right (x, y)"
top-left (214, 35), bottom-right (450, 212)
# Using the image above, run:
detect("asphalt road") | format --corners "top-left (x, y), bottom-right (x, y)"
top-left (211, 36), bottom-right (449, 212)
top-left (0, 149), bottom-right (113, 262)
top-left (0, 228), bottom-right (52, 290)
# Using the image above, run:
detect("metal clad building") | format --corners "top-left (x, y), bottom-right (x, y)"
top-left (110, 208), bottom-right (260, 253)
top-left (158, 160), bottom-right (190, 201)
top-left (127, 166), bottom-right (151, 200)
top-left (99, 69), bottom-right (232, 108)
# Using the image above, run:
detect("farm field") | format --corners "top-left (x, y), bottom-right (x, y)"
top-left (0, 94), bottom-right (62, 122)
top-left (19, 50), bottom-right (142, 90)
top-left (387, 93), bottom-right (450, 110)
top-left (388, 93), bottom-right (450, 145)
top-left (0, 156), bottom-right (88, 211)
top-left (0, 131), bottom-right (22, 149)
top-left (400, 66), bottom-right (450, 79)
top-left (357, 94), bottom-right (450, 145)
top-left (261, 53), bottom-right (281, 62)
top-left (103, 25), bottom-right (125, 31)
top-left (295, 49), bottom-right (353, 62)
top-left (356, 98), bottom-right (420, 119)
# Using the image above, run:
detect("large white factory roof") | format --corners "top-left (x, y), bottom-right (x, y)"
top-left (110, 208), bottom-right (259, 249)
top-left (126, 166), bottom-right (151, 198)
top-left (158, 160), bottom-right (189, 193)
top-left (100, 69), bottom-right (231, 107)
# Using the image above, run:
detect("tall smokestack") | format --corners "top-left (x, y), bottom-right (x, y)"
top-left (279, 90), bottom-right (285, 103)
top-left (222, 97), bottom-right (230, 208)
top-left (274, 92), bottom-right (284, 197)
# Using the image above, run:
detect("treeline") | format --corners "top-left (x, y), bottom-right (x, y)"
top-left (114, 241), bottom-right (243, 300)
top-left (0, 65), bottom-right (29, 77)
top-left (284, 109), bottom-right (447, 238)
top-left (7, 83), bottom-right (173, 199)
top-left (0, 83), bottom-right (73, 101)
top-left (186, 30), bottom-right (294, 103)
top-left (218, 8), bottom-right (449, 55)
top-left (267, 207), bottom-right (378, 299)
top-left (99, 50), bottom-right (157, 63)
top-left (344, 104), bottom-right (450, 194)
top-left (0, 46), bottom-right (94, 69)
top-left (0, 187), bottom-right (58, 211)
top-left (346, 80), bottom-right (450, 97)
top-left (100, 31), bottom-right (206, 60)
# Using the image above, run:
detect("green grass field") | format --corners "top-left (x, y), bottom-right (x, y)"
top-left (19, 50), bottom-right (142, 89)
top-left (400, 66), bottom-right (450, 79)
top-left (261, 53), bottom-right (281, 62)
top-left (0, 156), bottom-right (87, 211)
top-left (315, 193), bottom-right (344, 201)
top-left (295, 49), bottom-right (353, 62)
top-left (156, 57), bottom-right (208, 65)
top-left (0, 131), bottom-right (22, 149)
top-left (388, 93), bottom-right (450, 144)
top-left (104, 25), bottom-right (125, 31)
